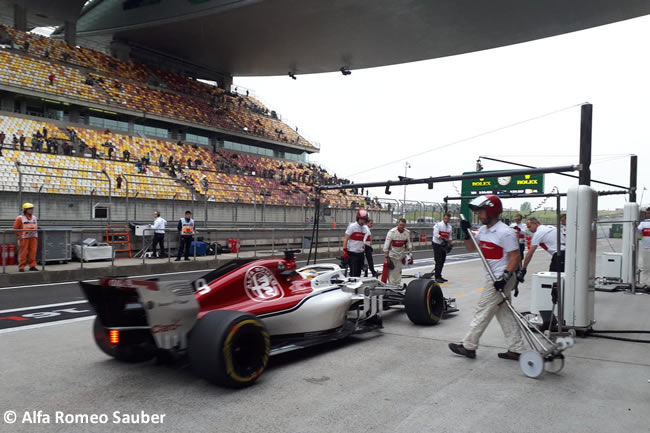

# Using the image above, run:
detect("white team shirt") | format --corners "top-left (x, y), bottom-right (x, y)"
top-left (510, 222), bottom-right (527, 245)
top-left (638, 220), bottom-right (650, 249)
top-left (345, 222), bottom-right (371, 253)
top-left (560, 224), bottom-right (567, 247)
top-left (475, 221), bottom-right (519, 279)
top-left (363, 228), bottom-right (372, 247)
top-left (152, 216), bottom-right (167, 234)
top-left (383, 227), bottom-right (412, 259)
top-left (531, 225), bottom-right (564, 255)
top-left (432, 221), bottom-right (453, 245)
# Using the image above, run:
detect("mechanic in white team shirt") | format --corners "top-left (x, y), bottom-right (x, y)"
top-left (343, 209), bottom-right (371, 278)
top-left (521, 217), bottom-right (565, 276)
top-left (449, 195), bottom-right (525, 361)
top-left (637, 207), bottom-right (650, 284)
top-left (383, 218), bottom-right (412, 286)
top-left (509, 213), bottom-right (527, 263)
top-left (432, 213), bottom-right (453, 283)
top-left (559, 213), bottom-right (567, 248)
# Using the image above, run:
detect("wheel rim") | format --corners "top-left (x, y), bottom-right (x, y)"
top-left (223, 320), bottom-right (270, 383)
top-left (426, 283), bottom-right (443, 321)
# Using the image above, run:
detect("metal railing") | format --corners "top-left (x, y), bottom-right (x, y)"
top-left (0, 225), bottom-right (437, 274)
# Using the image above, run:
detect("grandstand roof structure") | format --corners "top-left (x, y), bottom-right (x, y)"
top-left (33, 0), bottom-right (650, 77)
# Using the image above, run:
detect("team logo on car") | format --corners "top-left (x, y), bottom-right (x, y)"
top-left (244, 266), bottom-right (284, 302)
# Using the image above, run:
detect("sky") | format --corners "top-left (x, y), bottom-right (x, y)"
top-left (235, 14), bottom-right (650, 212)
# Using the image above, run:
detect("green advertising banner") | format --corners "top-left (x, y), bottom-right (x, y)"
top-left (460, 171), bottom-right (545, 220)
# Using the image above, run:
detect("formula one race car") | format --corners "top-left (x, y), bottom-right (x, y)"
top-left (80, 251), bottom-right (458, 388)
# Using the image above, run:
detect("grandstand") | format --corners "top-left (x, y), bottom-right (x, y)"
top-left (0, 23), bottom-right (379, 222)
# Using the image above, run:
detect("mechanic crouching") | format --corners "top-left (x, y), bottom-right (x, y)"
top-left (343, 209), bottom-right (371, 277)
top-left (383, 218), bottom-right (412, 286)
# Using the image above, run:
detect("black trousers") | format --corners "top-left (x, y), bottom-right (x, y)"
top-left (348, 251), bottom-right (365, 277)
top-left (151, 233), bottom-right (165, 257)
top-left (177, 236), bottom-right (193, 259)
top-left (364, 245), bottom-right (377, 276)
top-left (518, 244), bottom-right (525, 264)
top-left (549, 251), bottom-right (565, 272)
top-left (549, 251), bottom-right (565, 304)
top-left (432, 242), bottom-right (447, 278)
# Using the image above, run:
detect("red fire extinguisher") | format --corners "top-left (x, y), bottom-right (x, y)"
top-left (381, 258), bottom-right (393, 283)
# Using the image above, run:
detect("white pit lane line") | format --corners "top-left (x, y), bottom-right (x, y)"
top-left (2, 255), bottom-right (480, 334)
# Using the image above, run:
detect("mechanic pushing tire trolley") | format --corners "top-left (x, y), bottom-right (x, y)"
top-left (449, 195), bottom-right (573, 378)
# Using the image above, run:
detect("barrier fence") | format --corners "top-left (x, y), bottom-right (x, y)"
top-left (0, 225), bottom-right (437, 274)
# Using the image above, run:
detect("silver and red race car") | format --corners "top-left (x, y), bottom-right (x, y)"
top-left (80, 251), bottom-right (458, 387)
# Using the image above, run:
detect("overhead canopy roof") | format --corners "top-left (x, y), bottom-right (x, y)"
top-left (12, 0), bottom-right (650, 77)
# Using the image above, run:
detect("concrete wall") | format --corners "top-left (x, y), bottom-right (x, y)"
top-left (0, 191), bottom-right (392, 226)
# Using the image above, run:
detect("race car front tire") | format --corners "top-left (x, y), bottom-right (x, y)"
top-left (404, 279), bottom-right (444, 325)
top-left (189, 310), bottom-right (270, 388)
top-left (93, 317), bottom-right (156, 363)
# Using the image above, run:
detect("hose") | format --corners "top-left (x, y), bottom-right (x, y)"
top-left (587, 329), bottom-right (650, 344)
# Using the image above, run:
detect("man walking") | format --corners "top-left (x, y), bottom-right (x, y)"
top-left (176, 211), bottom-right (195, 262)
top-left (150, 211), bottom-right (167, 258)
top-left (383, 218), bottom-right (412, 286)
top-left (13, 203), bottom-right (39, 272)
top-left (448, 195), bottom-right (524, 360)
top-left (521, 217), bottom-right (565, 275)
top-left (432, 213), bottom-right (453, 283)
top-left (342, 209), bottom-right (371, 277)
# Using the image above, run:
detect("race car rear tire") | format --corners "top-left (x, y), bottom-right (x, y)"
top-left (189, 310), bottom-right (270, 388)
top-left (404, 279), bottom-right (444, 325)
top-left (93, 317), bottom-right (156, 363)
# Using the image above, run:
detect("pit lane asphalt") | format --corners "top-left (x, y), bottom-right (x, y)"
top-left (0, 248), bottom-right (474, 331)
top-left (1, 238), bottom-right (648, 433)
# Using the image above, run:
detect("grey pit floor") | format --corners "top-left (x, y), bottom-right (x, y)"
top-left (0, 239), bottom-right (649, 433)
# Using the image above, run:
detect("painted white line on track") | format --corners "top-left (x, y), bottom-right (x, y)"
top-left (0, 315), bottom-right (96, 334)
top-left (0, 268), bottom-right (209, 291)
top-left (0, 300), bottom-right (87, 314)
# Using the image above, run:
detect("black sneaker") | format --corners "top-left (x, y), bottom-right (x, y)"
top-left (497, 351), bottom-right (520, 360)
top-left (439, 277), bottom-right (448, 283)
top-left (184, 258), bottom-right (191, 261)
top-left (448, 343), bottom-right (476, 359)
top-left (174, 258), bottom-right (181, 262)
top-left (29, 267), bottom-right (39, 271)
top-left (435, 277), bottom-right (446, 283)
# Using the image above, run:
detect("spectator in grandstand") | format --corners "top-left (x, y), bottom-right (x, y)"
top-left (187, 158), bottom-right (192, 169)
top-left (0, 131), bottom-right (5, 145)
top-left (176, 211), bottom-right (195, 262)
top-left (150, 211), bottom-right (167, 259)
top-left (48, 74), bottom-right (55, 85)
top-left (22, 41), bottom-right (29, 52)
top-left (123, 149), bottom-right (130, 162)
top-left (85, 76), bottom-right (94, 86)
top-left (19, 134), bottom-right (25, 150)
top-left (158, 155), bottom-right (165, 167)
top-left (145, 152), bottom-right (151, 165)
top-left (62, 141), bottom-right (71, 156)
top-left (116, 174), bottom-right (122, 189)
top-left (42, 127), bottom-right (47, 138)
top-left (44, 49), bottom-right (49, 58)
top-left (30, 136), bottom-right (39, 152)
top-left (12, 134), bottom-right (18, 149)
top-left (168, 155), bottom-right (174, 166)
top-left (201, 175), bottom-right (209, 192)
top-left (62, 52), bottom-right (71, 63)
top-left (90, 146), bottom-right (97, 159)
top-left (195, 158), bottom-right (202, 168)
top-left (107, 146), bottom-right (114, 160)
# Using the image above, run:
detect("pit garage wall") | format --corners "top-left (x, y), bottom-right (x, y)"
top-left (0, 192), bottom-right (392, 225)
